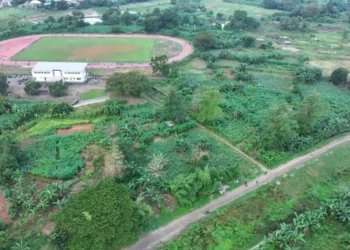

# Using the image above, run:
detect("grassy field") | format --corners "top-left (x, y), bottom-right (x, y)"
top-left (162, 143), bottom-right (350, 249)
top-left (12, 37), bottom-right (155, 62)
top-left (79, 89), bottom-right (106, 100)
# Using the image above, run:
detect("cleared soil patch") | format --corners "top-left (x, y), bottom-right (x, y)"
top-left (0, 190), bottom-right (11, 223)
top-left (56, 124), bottom-right (94, 135)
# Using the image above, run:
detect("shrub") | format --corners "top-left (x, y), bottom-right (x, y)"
top-left (242, 36), bottom-right (256, 47)
top-left (296, 66), bottom-right (322, 84)
top-left (92, 155), bottom-right (105, 168)
top-left (51, 103), bottom-right (74, 118)
top-left (330, 67), bottom-right (349, 85)
top-left (54, 181), bottom-right (140, 250)
top-left (24, 81), bottom-right (41, 95)
top-left (194, 32), bottom-right (217, 51)
top-left (49, 82), bottom-right (68, 97)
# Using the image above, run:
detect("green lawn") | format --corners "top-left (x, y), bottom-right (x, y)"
top-left (12, 37), bottom-right (155, 62)
top-left (79, 89), bottom-right (106, 100)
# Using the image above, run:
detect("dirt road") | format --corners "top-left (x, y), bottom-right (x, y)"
top-left (125, 135), bottom-right (350, 250)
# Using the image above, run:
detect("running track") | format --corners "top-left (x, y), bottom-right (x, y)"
top-left (0, 34), bottom-right (194, 69)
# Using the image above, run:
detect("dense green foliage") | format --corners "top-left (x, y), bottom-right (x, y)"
top-left (24, 81), bottom-right (41, 95)
top-left (0, 73), bottom-right (8, 96)
top-left (54, 181), bottom-right (140, 250)
top-left (0, 134), bottom-right (22, 184)
top-left (51, 103), bottom-right (74, 118)
top-left (106, 71), bottom-right (149, 97)
top-left (163, 89), bottom-right (188, 124)
top-left (330, 67), bottom-right (349, 85)
top-left (49, 82), bottom-right (68, 97)
top-left (24, 131), bottom-right (106, 179)
top-left (197, 89), bottom-right (223, 123)
top-left (161, 144), bottom-right (350, 249)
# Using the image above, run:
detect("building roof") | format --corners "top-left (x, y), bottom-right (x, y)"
top-left (30, 0), bottom-right (42, 4)
top-left (32, 62), bottom-right (87, 72)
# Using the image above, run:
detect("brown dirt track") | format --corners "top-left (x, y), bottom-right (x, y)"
top-left (56, 124), bottom-right (94, 135)
top-left (0, 34), bottom-right (194, 69)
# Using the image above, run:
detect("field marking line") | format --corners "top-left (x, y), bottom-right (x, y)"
top-left (125, 135), bottom-right (350, 250)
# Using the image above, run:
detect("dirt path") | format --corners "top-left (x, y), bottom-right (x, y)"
top-left (0, 190), bottom-right (11, 223)
top-left (199, 125), bottom-right (268, 172)
top-left (56, 124), bottom-right (94, 135)
top-left (125, 135), bottom-right (350, 250)
top-left (0, 34), bottom-right (194, 68)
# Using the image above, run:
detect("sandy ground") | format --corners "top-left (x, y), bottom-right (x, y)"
top-left (0, 190), bottom-right (11, 223)
top-left (56, 124), bottom-right (94, 135)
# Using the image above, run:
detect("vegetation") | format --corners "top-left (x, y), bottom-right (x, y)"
top-left (106, 71), bottom-right (149, 97)
top-left (3, 0), bottom-right (350, 248)
top-left (24, 81), bottom-right (41, 95)
top-left (48, 82), bottom-right (68, 97)
top-left (0, 73), bottom-right (8, 95)
top-left (330, 67), bottom-right (349, 85)
top-left (53, 181), bottom-right (141, 250)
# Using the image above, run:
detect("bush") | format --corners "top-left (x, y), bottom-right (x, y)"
top-left (330, 67), bottom-right (349, 85)
top-left (194, 32), bottom-right (217, 51)
top-left (49, 82), bottom-right (68, 97)
top-left (242, 36), bottom-right (256, 48)
top-left (106, 71), bottom-right (149, 97)
top-left (51, 103), bottom-right (74, 118)
top-left (24, 81), bottom-right (41, 95)
top-left (54, 181), bottom-right (140, 250)
top-left (296, 66), bottom-right (322, 84)
top-left (92, 155), bottom-right (105, 168)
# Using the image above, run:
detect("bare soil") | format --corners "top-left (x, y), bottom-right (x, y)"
top-left (0, 190), bottom-right (11, 223)
top-left (73, 45), bottom-right (139, 60)
top-left (56, 124), bottom-right (94, 135)
top-left (41, 221), bottom-right (56, 235)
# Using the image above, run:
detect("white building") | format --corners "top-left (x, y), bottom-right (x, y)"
top-left (32, 62), bottom-right (87, 83)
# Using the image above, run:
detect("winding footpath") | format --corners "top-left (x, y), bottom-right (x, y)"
top-left (0, 34), bottom-right (194, 69)
top-left (126, 134), bottom-right (350, 250)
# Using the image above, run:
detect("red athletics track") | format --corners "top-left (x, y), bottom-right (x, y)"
top-left (0, 34), bottom-right (194, 69)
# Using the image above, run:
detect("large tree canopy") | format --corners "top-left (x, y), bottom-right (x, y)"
top-left (106, 71), bottom-right (149, 97)
top-left (0, 73), bottom-right (8, 96)
top-left (163, 89), bottom-right (188, 124)
top-left (197, 89), bottom-right (223, 123)
top-left (54, 181), bottom-right (140, 250)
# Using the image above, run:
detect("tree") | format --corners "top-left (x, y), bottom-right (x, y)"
top-left (49, 82), bottom-right (68, 97)
top-left (56, 1), bottom-right (69, 10)
top-left (24, 81), bottom-right (41, 95)
top-left (106, 71), bottom-right (149, 97)
top-left (54, 181), bottom-right (139, 250)
top-left (197, 89), bottom-right (223, 123)
top-left (163, 89), bottom-right (187, 123)
top-left (51, 103), bottom-right (74, 118)
top-left (193, 32), bottom-right (217, 51)
top-left (296, 66), bottom-right (322, 84)
top-left (296, 94), bottom-right (325, 134)
top-left (0, 95), bottom-right (11, 116)
top-left (226, 10), bottom-right (260, 30)
top-left (0, 134), bottom-right (22, 184)
top-left (242, 35), bottom-right (256, 47)
top-left (330, 67), bottom-right (349, 85)
top-left (0, 73), bottom-right (8, 96)
top-left (71, 11), bottom-right (85, 22)
top-left (262, 104), bottom-right (298, 149)
top-left (111, 25), bottom-right (122, 33)
top-left (150, 55), bottom-right (169, 76)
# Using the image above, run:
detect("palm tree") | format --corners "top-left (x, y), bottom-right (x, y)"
top-left (11, 238), bottom-right (31, 250)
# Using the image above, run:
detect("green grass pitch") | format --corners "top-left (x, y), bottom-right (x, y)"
top-left (12, 37), bottom-right (155, 62)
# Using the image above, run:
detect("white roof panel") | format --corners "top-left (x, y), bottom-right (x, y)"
top-left (32, 62), bottom-right (87, 72)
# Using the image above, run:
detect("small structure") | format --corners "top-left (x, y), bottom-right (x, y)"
top-left (31, 62), bottom-right (87, 83)
top-left (29, 0), bottom-right (41, 8)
